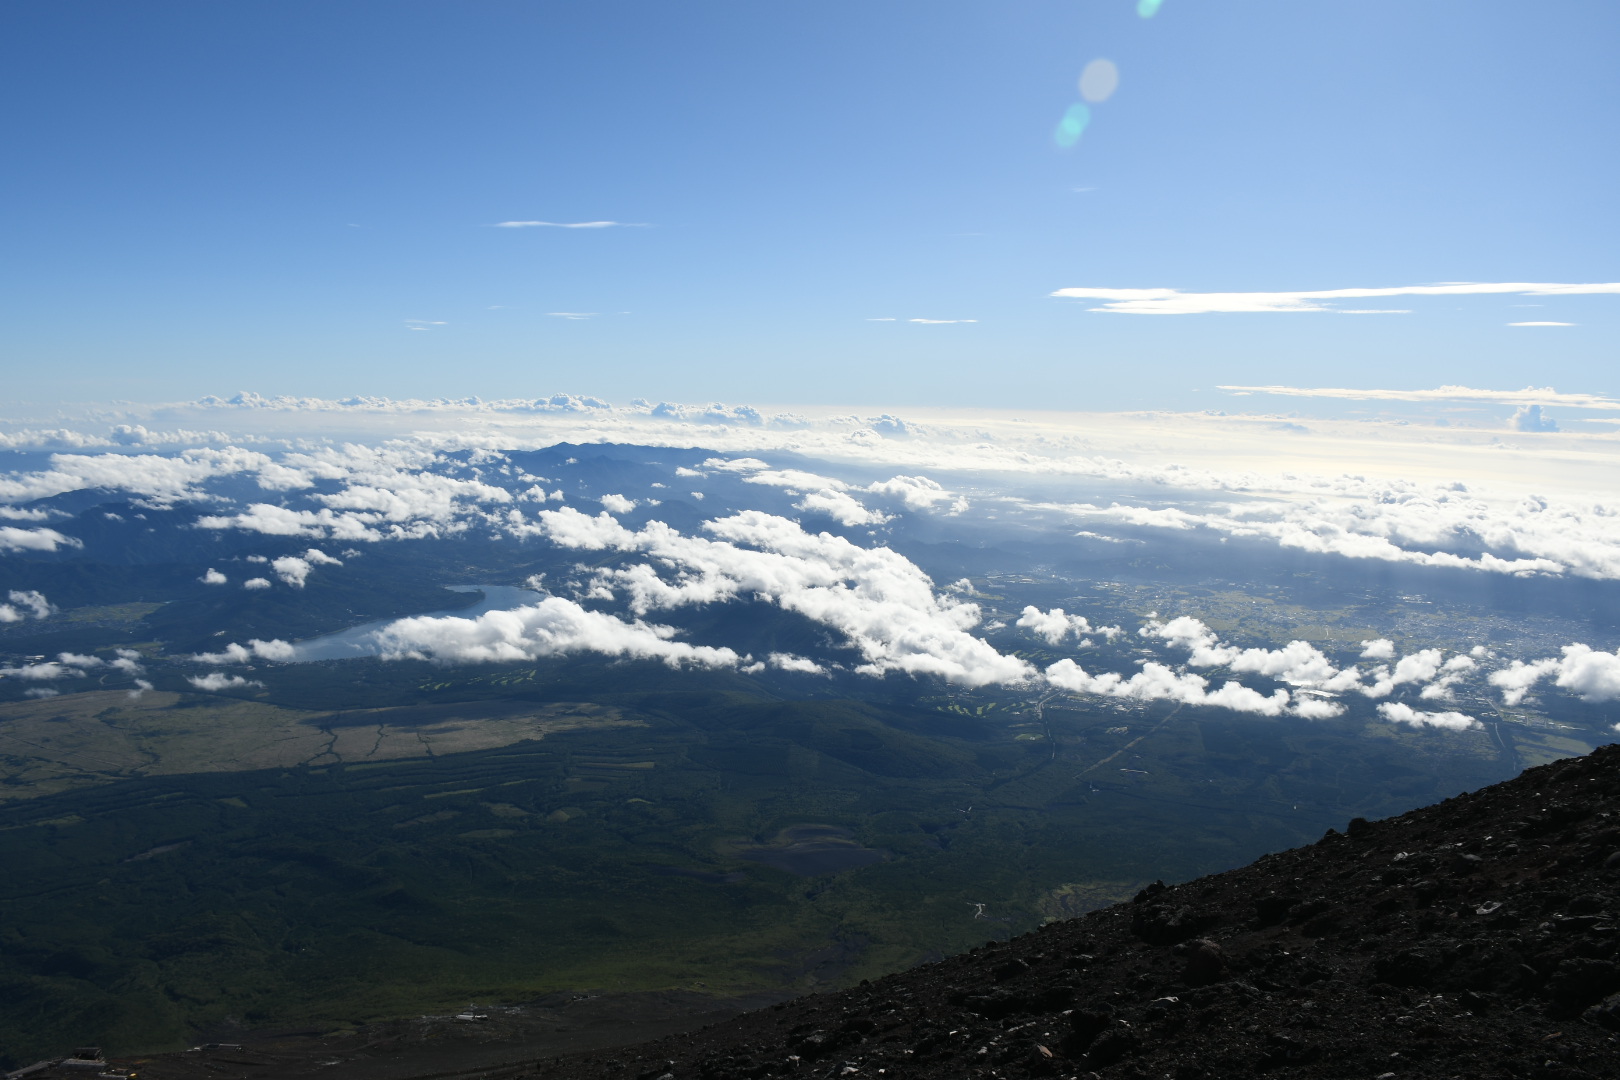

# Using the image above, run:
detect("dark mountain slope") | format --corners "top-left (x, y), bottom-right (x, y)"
top-left (529, 743), bottom-right (1620, 1080)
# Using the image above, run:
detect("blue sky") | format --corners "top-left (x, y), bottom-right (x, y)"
top-left (3, 1), bottom-right (1616, 411)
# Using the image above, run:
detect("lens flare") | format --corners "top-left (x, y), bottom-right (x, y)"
top-left (1053, 103), bottom-right (1091, 148)
top-left (1138, 0), bottom-right (1164, 17)
top-left (1079, 59), bottom-right (1119, 103)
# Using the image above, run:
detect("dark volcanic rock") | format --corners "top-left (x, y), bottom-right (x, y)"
top-left (121, 744), bottom-right (1620, 1079)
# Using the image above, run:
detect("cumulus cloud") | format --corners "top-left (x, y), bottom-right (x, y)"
top-left (200, 568), bottom-right (228, 585)
top-left (1144, 617), bottom-right (1348, 689)
top-left (266, 548), bottom-right (342, 588)
top-left (243, 577), bottom-right (272, 589)
top-left (1358, 649), bottom-right (1446, 698)
top-left (0, 446), bottom-right (277, 503)
top-left (1510, 404), bottom-right (1559, 432)
top-left (1053, 281), bottom-right (1620, 316)
top-left (866, 475), bottom-right (964, 512)
top-left (193, 639), bottom-right (296, 664)
top-left (600, 493), bottom-right (636, 514)
top-left (1489, 644), bottom-right (1620, 705)
top-left (535, 507), bottom-right (1031, 686)
top-left (1044, 658), bottom-right (1293, 716)
top-left (0, 661), bottom-right (87, 681)
top-left (769, 652), bottom-right (827, 674)
top-left (188, 672), bottom-right (264, 691)
top-left (0, 526), bottom-right (79, 553)
top-left (1360, 639), bottom-right (1396, 660)
top-left (0, 590), bottom-right (56, 622)
top-left (111, 649), bottom-right (147, 677)
top-left (368, 596), bottom-right (739, 670)
top-left (705, 457), bottom-right (891, 526)
top-left (1017, 606), bottom-right (1096, 645)
top-left (1419, 655), bottom-right (1477, 701)
top-left (1377, 702), bottom-right (1478, 731)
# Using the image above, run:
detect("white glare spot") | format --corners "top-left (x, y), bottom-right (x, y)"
top-left (1080, 59), bottom-right (1119, 104)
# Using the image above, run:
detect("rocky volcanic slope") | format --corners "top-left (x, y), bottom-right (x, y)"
top-left (525, 744), bottom-right (1620, 1080)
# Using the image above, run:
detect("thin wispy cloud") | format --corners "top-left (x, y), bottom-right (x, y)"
top-left (1215, 384), bottom-right (1620, 410)
top-left (866, 317), bottom-right (897, 322)
top-left (1050, 281), bottom-right (1620, 315)
top-left (1509, 321), bottom-right (1575, 327)
top-left (493, 220), bottom-right (648, 229)
top-left (548, 312), bottom-right (598, 320)
top-left (909, 318), bottom-right (977, 324)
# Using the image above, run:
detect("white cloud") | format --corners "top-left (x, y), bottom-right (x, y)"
top-left (111, 649), bottom-right (146, 677)
top-left (866, 475), bottom-right (960, 511)
top-left (0, 661), bottom-right (86, 681)
top-left (705, 457), bottom-right (892, 526)
top-left (188, 672), bottom-right (264, 691)
top-left (1145, 617), bottom-right (1345, 689)
top-left (1016, 606), bottom-right (1094, 645)
top-left (25, 687), bottom-right (59, 699)
top-left (200, 568), bottom-right (228, 585)
top-left (1419, 654), bottom-right (1477, 701)
top-left (272, 556), bottom-right (314, 587)
top-left (535, 507), bottom-right (1032, 687)
top-left (0, 526), bottom-right (79, 552)
top-left (264, 549), bottom-right (343, 584)
top-left (0, 446), bottom-right (278, 503)
top-left (1044, 658), bottom-right (1293, 716)
top-left (1489, 644), bottom-right (1620, 704)
top-left (1509, 404), bottom-right (1559, 432)
top-left (1052, 281), bottom-right (1620, 315)
top-left (368, 596), bottom-right (738, 670)
top-left (1212, 384), bottom-right (1620, 411)
top-left (769, 652), bottom-right (826, 674)
top-left (243, 577), bottom-right (272, 589)
top-left (908, 318), bottom-right (977, 324)
top-left (193, 639), bottom-right (296, 664)
top-left (1377, 702), bottom-right (1478, 731)
top-left (5, 590), bottom-right (56, 620)
top-left (1359, 649), bottom-right (1446, 698)
top-left (1508, 321), bottom-right (1574, 327)
top-left (1293, 696), bottom-right (1347, 719)
top-left (1057, 494), bottom-right (1608, 581)
top-left (493, 220), bottom-right (645, 228)
top-left (1359, 639), bottom-right (1396, 660)
top-left (600, 493), bottom-right (636, 514)
top-left (548, 312), bottom-right (598, 320)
